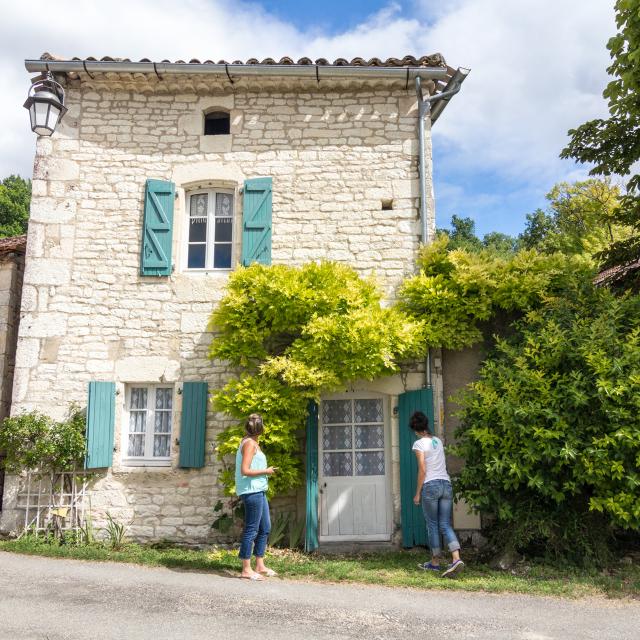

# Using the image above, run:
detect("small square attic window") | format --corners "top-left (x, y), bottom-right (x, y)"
top-left (204, 111), bottom-right (230, 135)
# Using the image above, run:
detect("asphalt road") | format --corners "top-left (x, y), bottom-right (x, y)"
top-left (1, 551), bottom-right (639, 640)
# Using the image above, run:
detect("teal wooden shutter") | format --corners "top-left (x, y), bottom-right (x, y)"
top-left (398, 387), bottom-right (435, 548)
top-left (85, 381), bottom-right (116, 469)
top-left (179, 382), bottom-right (208, 468)
top-left (141, 179), bottom-right (175, 276)
top-left (305, 401), bottom-right (319, 552)
top-left (241, 177), bottom-right (272, 266)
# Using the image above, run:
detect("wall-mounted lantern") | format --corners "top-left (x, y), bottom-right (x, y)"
top-left (23, 73), bottom-right (68, 136)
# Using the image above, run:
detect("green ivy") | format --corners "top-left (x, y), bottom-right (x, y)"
top-left (0, 406), bottom-right (86, 473)
top-left (209, 261), bottom-right (426, 496)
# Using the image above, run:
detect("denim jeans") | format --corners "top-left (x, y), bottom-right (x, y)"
top-left (239, 491), bottom-right (271, 560)
top-left (421, 479), bottom-right (461, 557)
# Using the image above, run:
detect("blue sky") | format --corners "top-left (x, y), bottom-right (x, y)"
top-left (261, 1), bottom-right (396, 33)
top-left (1, 0), bottom-right (616, 238)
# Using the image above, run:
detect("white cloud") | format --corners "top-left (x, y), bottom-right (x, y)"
top-left (0, 0), bottom-right (618, 235)
top-left (422, 0), bottom-right (614, 187)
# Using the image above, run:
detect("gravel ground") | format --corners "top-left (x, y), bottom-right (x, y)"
top-left (1, 551), bottom-right (639, 640)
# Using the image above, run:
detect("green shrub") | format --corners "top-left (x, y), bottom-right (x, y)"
top-left (0, 406), bottom-right (86, 473)
top-left (454, 287), bottom-right (640, 564)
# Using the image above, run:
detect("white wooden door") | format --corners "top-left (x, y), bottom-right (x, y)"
top-left (319, 396), bottom-right (391, 541)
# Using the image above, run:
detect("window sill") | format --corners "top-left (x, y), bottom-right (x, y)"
top-left (120, 459), bottom-right (172, 468)
top-left (183, 268), bottom-right (233, 274)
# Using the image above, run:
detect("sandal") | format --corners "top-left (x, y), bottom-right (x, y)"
top-left (259, 568), bottom-right (278, 577)
top-left (240, 573), bottom-right (264, 581)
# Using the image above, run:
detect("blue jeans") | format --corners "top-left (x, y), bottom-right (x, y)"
top-left (239, 491), bottom-right (271, 560)
top-left (421, 479), bottom-right (461, 557)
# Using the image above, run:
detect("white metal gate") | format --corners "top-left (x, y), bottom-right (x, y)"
top-left (16, 471), bottom-right (89, 537)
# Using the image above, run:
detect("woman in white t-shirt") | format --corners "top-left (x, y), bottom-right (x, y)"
top-left (410, 411), bottom-right (464, 578)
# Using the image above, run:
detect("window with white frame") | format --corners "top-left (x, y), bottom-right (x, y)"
top-left (124, 385), bottom-right (173, 465)
top-left (186, 189), bottom-right (234, 270)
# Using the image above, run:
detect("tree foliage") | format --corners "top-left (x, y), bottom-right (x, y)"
top-left (0, 407), bottom-right (86, 473)
top-left (0, 175), bottom-right (31, 238)
top-left (209, 261), bottom-right (425, 495)
top-left (399, 235), bottom-right (594, 349)
top-left (453, 285), bottom-right (640, 562)
top-left (561, 1), bottom-right (640, 277)
top-left (437, 214), bottom-right (518, 256)
top-left (519, 179), bottom-right (627, 256)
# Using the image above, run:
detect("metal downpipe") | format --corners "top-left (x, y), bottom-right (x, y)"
top-left (415, 70), bottom-right (469, 390)
top-left (415, 76), bottom-right (432, 388)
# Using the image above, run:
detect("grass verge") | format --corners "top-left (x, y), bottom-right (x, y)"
top-left (1, 537), bottom-right (638, 600)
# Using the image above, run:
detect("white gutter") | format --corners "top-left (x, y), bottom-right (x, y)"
top-left (416, 67), bottom-right (470, 245)
top-left (25, 59), bottom-right (449, 81)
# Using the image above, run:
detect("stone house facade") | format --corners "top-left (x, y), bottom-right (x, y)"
top-left (0, 54), bottom-right (478, 547)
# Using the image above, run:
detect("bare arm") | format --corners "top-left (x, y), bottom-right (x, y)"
top-left (414, 450), bottom-right (426, 505)
top-left (240, 440), bottom-right (275, 477)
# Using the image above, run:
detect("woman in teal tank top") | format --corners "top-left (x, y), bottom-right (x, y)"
top-left (235, 413), bottom-right (277, 580)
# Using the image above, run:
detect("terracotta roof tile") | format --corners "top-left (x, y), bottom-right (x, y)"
top-left (0, 235), bottom-right (26, 256)
top-left (594, 258), bottom-right (640, 286)
top-left (39, 52), bottom-right (447, 68)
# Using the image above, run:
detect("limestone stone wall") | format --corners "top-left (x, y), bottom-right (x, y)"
top-left (0, 78), bottom-right (436, 542)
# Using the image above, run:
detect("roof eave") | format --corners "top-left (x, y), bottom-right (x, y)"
top-left (25, 59), bottom-right (449, 81)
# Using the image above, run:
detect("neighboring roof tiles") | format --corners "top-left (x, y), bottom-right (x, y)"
top-left (0, 235), bottom-right (26, 257)
top-left (594, 258), bottom-right (640, 287)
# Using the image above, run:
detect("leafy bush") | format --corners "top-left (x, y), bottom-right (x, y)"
top-left (454, 285), bottom-right (640, 564)
top-left (209, 261), bottom-right (425, 495)
top-left (399, 235), bottom-right (595, 349)
top-left (0, 406), bottom-right (86, 473)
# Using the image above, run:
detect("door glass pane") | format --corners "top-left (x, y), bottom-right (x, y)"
top-left (322, 452), bottom-right (352, 476)
top-left (354, 424), bottom-right (384, 449)
top-left (322, 400), bottom-right (351, 425)
top-left (355, 451), bottom-right (385, 476)
top-left (322, 425), bottom-right (352, 450)
top-left (354, 398), bottom-right (383, 423)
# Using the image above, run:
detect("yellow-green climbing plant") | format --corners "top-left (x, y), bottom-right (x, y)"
top-left (209, 261), bottom-right (426, 496)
